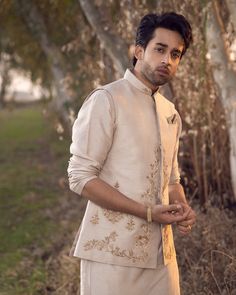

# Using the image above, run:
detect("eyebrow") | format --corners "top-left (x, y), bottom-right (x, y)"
top-left (155, 42), bottom-right (167, 48)
top-left (155, 42), bottom-right (182, 54)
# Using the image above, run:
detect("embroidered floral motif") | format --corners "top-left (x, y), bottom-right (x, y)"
top-left (90, 212), bottom-right (99, 225)
top-left (84, 231), bottom-right (118, 251)
top-left (83, 224), bottom-right (152, 263)
top-left (162, 225), bottom-right (175, 261)
top-left (126, 216), bottom-right (135, 231)
top-left (162, 148), bottom-right (170, 196)
top-left (141, 145), bottom-right (161, 203)
top-left (135, 224), bottom-right (151, 248)
top-left (103, 209), bottom-right (124, 224)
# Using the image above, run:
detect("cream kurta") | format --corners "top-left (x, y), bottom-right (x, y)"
top-left (68, 69), bottom-right (182, 269)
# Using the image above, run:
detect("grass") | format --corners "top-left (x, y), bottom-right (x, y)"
top-left (0, 104), bottom-right (73, 294)
top-left (1, 104), bottom-right (235, 295)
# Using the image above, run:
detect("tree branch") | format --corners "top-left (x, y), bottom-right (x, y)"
top-left (78, 0), bottom-right (130, 76)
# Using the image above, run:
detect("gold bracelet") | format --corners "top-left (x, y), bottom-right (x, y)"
top-left (147, 206), bottom-right (152, 223)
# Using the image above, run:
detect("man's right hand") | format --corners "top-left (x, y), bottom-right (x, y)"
top-left (152, 204), bottom-right (190, 225)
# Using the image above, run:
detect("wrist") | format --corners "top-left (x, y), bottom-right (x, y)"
top-left (147, 206), bottom-right (152, 223)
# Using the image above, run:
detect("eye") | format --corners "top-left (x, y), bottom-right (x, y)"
top-left (171, 51), bottom-right (181, 59)
top-left (155, 47), bottom-right (164, 53)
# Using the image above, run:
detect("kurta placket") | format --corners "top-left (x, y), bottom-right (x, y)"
top-left (154, 92), bottom-right (176, 266)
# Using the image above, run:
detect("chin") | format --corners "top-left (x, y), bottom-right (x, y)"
top-left (156, 79), bottom-right (168, 86)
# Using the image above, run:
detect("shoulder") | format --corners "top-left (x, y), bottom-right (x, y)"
top-left (78, 85), bottom-right (118, 123)
top-left (102, 77), bottom-right (129, 94)
top-left (83, 77), bottom-right (127, 103)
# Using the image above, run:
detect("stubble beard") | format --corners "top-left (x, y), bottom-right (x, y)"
top-left (141, 62), bottom-right (170, 87)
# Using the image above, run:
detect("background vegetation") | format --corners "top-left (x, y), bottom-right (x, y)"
top-left (0, 0), bottom-right (235, 294)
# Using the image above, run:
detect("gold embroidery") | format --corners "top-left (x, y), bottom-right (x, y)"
top-left (103, 209), bottom-right (124, 224)
top-left (162, 148), bottom-right (170, 195)
top-left (141, 145), bottom-right (161, 203)
top-left (90, 212), bottom-right (99, 225)
top-left (84, 224), bottom-right (151, 263)
top-left (84, 231), bottom-right (118, 251)
top-left (162, 225), bottom-right (175, 261)
top-left (135, 224), bottom-right (151, 247)
top-left (126, 216), bottom-right (135, 231)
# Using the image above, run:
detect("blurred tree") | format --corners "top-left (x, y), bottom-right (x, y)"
top-left (1, 0), bottom-right (235, 204)
top-left (0, 1), bottom-right (52, 94)
top-left (0, 0), bottom-right (102, 132)
top-left (154, 0), bottom-right (235, 204)
top-left (79, 0), bottom-right (130, 75)
top-left (0, 53), bottom-right (10, 108)
top-left (13, 0), bottom-right (73, 130)
top-left (206, 0), bottom-right (236, 200)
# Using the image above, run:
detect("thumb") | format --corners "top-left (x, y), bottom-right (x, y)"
top-left (161, 204), bottom-right (182, 213)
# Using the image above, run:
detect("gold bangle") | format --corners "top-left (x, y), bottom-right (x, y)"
top-left (147, 206), bottom-right (152, 223)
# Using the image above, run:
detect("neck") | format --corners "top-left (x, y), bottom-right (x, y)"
top-left (132, 68), bottom-right (159, 94)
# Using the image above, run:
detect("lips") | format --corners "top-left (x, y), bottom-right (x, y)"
top-left (157, 67), bottom-right (170, 76)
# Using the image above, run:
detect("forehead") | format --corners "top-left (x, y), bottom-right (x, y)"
top-left (148, 27), bottom-right (184, 51)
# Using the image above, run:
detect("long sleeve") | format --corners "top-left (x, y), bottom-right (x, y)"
top-left (68, 89), bottom-right (116, 195)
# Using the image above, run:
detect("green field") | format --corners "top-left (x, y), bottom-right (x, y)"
top-left (0, 104), bottom-right (82, 294)
top-left (0, 104), bottom-right (235, 295)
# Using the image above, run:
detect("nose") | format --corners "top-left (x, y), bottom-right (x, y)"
top-left (161, 52), bottom-right (171, 65)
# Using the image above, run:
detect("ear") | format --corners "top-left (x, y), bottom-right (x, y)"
top-left (134, 45), bottom-right (144, 61)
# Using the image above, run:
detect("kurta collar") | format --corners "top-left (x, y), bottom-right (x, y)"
top-left (124, 69), bottom-right (159, 97)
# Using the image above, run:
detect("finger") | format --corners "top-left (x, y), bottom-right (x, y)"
top-left (184, 213), bottom-right (196, 224)
top-left (161, 204), bottom-right (182, 214)
top-left (177, 220), bottom-right (192, 227)
top-left (171, 207), bottom-right (191, 223)
top-left (177, 224), bottom-right (190, 231)
top-left (182, 207), bottom-right (192, 219)
top-left (178, 229), bottom-right (190, 235)
top-left (177, 224), bottom-right (192, 234)
top-left (177, 221), bottom-right (188, 227)
top-left (165, 214), bottom-right (189, 224)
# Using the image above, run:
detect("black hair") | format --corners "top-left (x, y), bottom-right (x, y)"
top-left (133, 12), bottom-right (193, 66)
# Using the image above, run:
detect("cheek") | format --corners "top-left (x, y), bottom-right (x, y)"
top-left (171, 63), bottom-right (179, 74)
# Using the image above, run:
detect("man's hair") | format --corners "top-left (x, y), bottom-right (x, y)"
top-left (133, 12), bottom-right (193, 66)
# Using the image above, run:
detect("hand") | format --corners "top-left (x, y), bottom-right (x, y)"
top-left (175, 202), bottom-right (196, 235)
top-left (151, 203), bottom-right (191, 225)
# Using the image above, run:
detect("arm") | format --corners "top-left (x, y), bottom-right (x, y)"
top-left (81, 177), bottom-right (190, 225)
top-left (68, 90), bottom-right (188, 225)
top-left (168, 113), bottom-right (196, 233)
top-left (169, 183), bottom-right (187, 204)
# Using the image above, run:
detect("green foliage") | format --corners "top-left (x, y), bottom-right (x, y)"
top-left (0, 0), bottom-right (100, 98)
top-left (0, 105), bottom-right (71, 294)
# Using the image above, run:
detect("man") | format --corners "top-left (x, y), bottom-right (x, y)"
top-left (68, 12), bottom-right (196, 295)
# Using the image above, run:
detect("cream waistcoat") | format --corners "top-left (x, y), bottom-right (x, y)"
top-left (68, 69), bottom-right (182, 269)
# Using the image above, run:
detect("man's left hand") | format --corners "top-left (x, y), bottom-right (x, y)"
top-left (175, 202), bottom-right (196, 235)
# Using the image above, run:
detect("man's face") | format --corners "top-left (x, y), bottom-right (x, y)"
top-left (134, 27), bottom-right (184, 90)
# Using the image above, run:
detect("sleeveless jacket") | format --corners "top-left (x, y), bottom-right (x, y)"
top-left (68, 69), bottom-right (182, 269)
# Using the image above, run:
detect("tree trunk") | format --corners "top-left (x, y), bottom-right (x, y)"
top-left (206, 1), bottom-right (236, 200)
top-left (78, 0), bottom-right (130, 77)
top-left (79, 0), bottom-right (174, 100)
top-left (0, 56), bottom-right (10, 109)
top-left (14, 0), bottom-right (72, 133)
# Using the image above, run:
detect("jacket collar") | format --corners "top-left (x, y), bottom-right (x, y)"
top-left (124, 69), bottom-right (159, 96)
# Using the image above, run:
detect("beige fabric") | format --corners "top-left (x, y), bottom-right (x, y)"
top-left (80, 259), bottom-right (180, 295)
top-left (68, 69), bottom-right (182, 268)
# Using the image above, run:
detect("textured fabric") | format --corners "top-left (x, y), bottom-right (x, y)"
top-left (80, 259), bottom-right (180, 295)
top-left (68, 69), bottom-right (182, 268)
